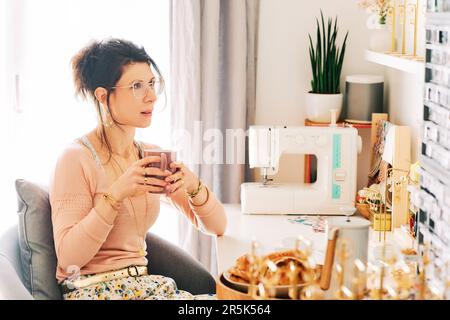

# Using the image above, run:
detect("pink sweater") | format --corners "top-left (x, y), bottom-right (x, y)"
top-left (49, 141), bottom-right (227, 282)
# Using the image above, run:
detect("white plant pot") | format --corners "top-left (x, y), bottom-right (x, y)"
top-left (305, 92), bottom-right (343, 123)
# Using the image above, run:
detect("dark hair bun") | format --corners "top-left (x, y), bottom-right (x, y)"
top-left (71, 41), bottom-right (101, 99)
top-left (70, 38), bottom-right (161, 102)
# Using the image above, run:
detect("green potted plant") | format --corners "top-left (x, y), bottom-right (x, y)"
top-left (306, 11), bottom-right (348, 123)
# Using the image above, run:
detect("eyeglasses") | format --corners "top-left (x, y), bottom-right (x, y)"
top-left (111, 78), bottom-right (165, 99)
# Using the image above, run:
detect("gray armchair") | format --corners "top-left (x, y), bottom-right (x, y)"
top-left (0, 179), bottom-right (216, 300)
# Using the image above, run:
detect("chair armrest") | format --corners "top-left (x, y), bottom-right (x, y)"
top-left (0, 254), bottom-right (33, 300)
top-left (0, 224), bottom-right (24, 282)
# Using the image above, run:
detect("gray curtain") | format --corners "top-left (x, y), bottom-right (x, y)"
top-left (169, 0), bottom-right (260, 274)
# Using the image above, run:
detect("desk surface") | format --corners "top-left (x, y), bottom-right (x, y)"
top-left (217, 204), bottom-right (414, 275)
top-left (217, 204), bottom-right (328, 274)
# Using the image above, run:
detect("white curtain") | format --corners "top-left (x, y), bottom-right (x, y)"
top-left (169, 0), bottom-right (260, 274)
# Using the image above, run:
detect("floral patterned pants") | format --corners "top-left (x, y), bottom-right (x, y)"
top-left (61, 273), bottom-right (215, 300)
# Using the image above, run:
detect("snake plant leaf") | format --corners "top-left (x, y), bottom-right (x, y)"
top-left (316, 18), bottom-right (322, 92)
top-left (308, 12), bottom-right (348, 94)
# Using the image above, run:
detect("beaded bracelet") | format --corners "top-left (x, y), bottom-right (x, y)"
top-left (102, 193), bottom-right (122, 211)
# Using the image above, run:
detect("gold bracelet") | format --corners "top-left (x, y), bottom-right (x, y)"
top-left (102, 193), bottom-right (121, 211)
top-left (191, 186), bottom-right (209, 207)
top-left (187, 179), bottom-right (203, 198)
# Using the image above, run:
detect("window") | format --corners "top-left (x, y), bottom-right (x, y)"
top-left (0, 0), bottom-right (176, 244)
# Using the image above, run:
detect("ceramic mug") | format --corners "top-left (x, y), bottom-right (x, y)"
top-left (143, 149), bottom-right (178, 193)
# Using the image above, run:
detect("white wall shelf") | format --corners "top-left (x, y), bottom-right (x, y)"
top-left (365, 50), bottom-right (424, 75)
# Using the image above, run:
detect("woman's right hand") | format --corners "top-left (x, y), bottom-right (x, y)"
top-left (108, 156), bottom-right (171, 201)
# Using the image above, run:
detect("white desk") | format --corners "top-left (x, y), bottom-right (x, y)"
top-left (217, 204), bottom-right (415, 275)
top-left (217, 204), bottom-right (327, 274)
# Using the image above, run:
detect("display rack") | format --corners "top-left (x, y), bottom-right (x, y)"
top-left (417, 4), bottom-right (450, 290)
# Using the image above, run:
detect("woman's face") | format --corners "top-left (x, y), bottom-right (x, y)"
top-left (108, 62), bottom-right (157, 128)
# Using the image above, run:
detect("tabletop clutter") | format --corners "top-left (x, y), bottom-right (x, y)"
top-left (219, 234), bottom-right (448, 300)
top-left (228, 109), bottom-right (449, 300)
top-left (218, 120), bottom-right (449, 299)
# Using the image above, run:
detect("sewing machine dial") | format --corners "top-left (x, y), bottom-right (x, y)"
top-left (357, 135), bottom-right (363, 154)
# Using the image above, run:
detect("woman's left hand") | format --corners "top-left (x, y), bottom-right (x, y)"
top-left (164, 161), bottom-right (199, 195)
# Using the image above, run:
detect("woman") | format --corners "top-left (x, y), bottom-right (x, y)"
top-left (49, 38), bottom-right (227, 300)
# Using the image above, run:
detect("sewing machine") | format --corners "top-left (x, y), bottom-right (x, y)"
top-left (241, 125), bottom-right (362, 215)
